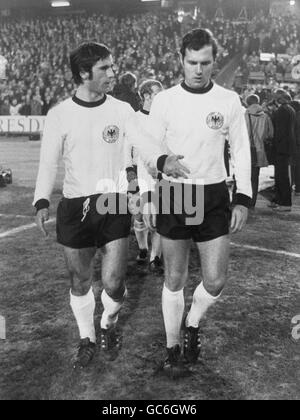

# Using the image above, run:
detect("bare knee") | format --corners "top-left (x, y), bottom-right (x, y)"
top-left (64, 247), bottom-right (95, 296)
top-left (203, 270), bottom-right (228, 297)
top-left (102, 271), bottom-right (126, 300)
top-left (165, 268), bottom-right (188, 292)
top-left (69, 268), bottom-right (91, 296)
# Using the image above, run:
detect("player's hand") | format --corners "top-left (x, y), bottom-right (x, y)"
top-left (36, 208), bottom-right (50, 238)
top-left (230, 205), bottom-right (248, 234)
top-left (163, 155), bottom-right (190, 179)
top-left (142, 202), bottom-right (157, 232)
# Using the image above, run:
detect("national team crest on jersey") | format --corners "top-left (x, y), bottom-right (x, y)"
top-left (206, 112), bottom-right (224, 130)
top-left (103, 125), bottom-right (120, 143)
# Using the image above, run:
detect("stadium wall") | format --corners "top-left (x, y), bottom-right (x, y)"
top-left (0, 116), bottom-right (45, 134)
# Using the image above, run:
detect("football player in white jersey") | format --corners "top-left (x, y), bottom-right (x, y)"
top-left (143, 29), bottom-right (252, 378)
top-left (128, 79), bottom-right (164, 273)
top-left (34, 42), bottom-right (189, 369)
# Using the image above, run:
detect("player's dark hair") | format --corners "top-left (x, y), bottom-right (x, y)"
top-left (119, 72), bottom-right (137, 90)
top-left (180, 28), bottom-right (218, 60)
top-left (70, 42), bottom-right (111, 85)
top-left (139, 79), bottom-right (162, 102)
top-left (246, 94), bottom-right (260, 106)
top-left (275, 89), bottom-right (292, 104)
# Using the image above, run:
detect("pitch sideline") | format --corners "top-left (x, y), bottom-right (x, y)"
top-left (0, 214), bottom-right (35, 219)
top-left (0, 218), bottom-right (56, 239)
top-left (231, 242), bottom-right (300, 259)
top-left (0, 219), bottom-right (300, 260)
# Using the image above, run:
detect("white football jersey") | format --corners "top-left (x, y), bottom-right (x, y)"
top-left (150, 82), bottom-right (252, 198)
top-left (34, 95), bottom-right (161, 204)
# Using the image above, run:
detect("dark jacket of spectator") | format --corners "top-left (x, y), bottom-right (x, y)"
top-left (291, 101), bottom-right (300, 156)
top-left (245, 103), bottom-right (272, 168)
top-left (273, 103), bottom-right (297, 157)
top-left (19, 100), bottom-right (32, 116)
top-left (42, 97), bottom-right (54, 115)
top-left (30, 96), bottom-right (43, 115)
top-left (0, 99), bottom-right (10, 115)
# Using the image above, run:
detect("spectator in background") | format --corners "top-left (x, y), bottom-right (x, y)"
top-left (0, 97), bottom-right (10, 115)
top-left (30, 94), bottom-right (43, 115)
top-left (42, 94), bottom-right (54, 115)
top-left (271, 90), bottom-right (297, 212)
top-left (255, 85), bottom-right (268, 104)
top-left (19, 94), bottom-right (31, 116)
top-left (245, 94), bottom-right (272, 208)
top-left (242, 85), bottom-right (255, 103)
top-left (9, 98), bottom-right (21, 116)
top-left (290, 100), bottom-right (300, 197)
top-left (113, 72), bottom-right (141, 111)
top-left (262, 100), bottom-right (277, 165)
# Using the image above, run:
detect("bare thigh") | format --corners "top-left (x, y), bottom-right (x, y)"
top-left (63, 246), bottom-right (96, 296)
top-left (161, 236), bottom-right (191, 291)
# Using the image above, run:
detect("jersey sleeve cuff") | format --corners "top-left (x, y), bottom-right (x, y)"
top-left (34, 199), bottom-right (50, 212)
top-left (234, 194), bottom-right (252, 208)
top-left (157, 155), bottom-right (168, 173)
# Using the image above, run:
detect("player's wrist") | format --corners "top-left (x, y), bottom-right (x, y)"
top-left (34, 199), bottom-right (50, 213)
top-left (157, 154), bottom-right (168, 173)
top-left (234, 194), bottom-right (251, 209)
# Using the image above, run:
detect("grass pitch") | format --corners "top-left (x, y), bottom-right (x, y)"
top-left (0, 137), bottom-right (299, 400)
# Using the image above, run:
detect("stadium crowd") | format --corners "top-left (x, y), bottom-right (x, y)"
top-left (0, 9), bottom-right (299, 210)
top-left (0, 11), bottom-right (254, 116)
top-left (234, 14), bottom-right (300, 88)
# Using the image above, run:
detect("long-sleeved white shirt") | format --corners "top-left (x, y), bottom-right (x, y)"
top-left (149, 82), bottom-right (252, 199)
top-left (33, 94), bottom-right (162, 205)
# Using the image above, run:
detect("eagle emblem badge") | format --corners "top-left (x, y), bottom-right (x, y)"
top-left (206, 112), bottom-right (224, 130)
top-left (103, 125), bottom-right (120, 143)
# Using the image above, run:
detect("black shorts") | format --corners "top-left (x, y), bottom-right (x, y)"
top-left (156, 180), bottom-right (231, 243)
top-left (56, 193), bottom-right (131, 249)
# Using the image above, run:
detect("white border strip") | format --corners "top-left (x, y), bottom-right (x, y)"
top-left (231, 242), bottom-right (300, 259)
top-left (1, 223), bottom-right (300, 260)
top-left (0, 214), bottom-right (34, 219)
top-left (0, 218), bottom-right (55, 239)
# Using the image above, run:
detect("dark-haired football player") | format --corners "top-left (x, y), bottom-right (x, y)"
top-left (144, 29), bottom-right (252, 378)
top-left (34, 42), bottom-right (188, 369)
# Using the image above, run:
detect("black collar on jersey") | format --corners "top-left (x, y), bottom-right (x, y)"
top-left (181, 80), bottom-right (214, 94)
top-left (72, 94), bottom-right (107, 108)
top-left (141, 109), bottom-right (150, 115)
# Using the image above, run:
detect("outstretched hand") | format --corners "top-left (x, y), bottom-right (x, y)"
top-left (163, 155), bottom-right (190, 179)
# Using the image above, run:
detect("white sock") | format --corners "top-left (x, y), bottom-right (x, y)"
top-left (70, 288), bottom-right (96, 343)
top-left (186, 282), bottom-right (221, 328)
top-left (162, 284), bottom-right (185, 348)
top-left (150, 231), bottom-right (162, 261)
top-left (100, 289), bottom-right (127, 330)
top-left (134, 219), bottom-right (148, 250)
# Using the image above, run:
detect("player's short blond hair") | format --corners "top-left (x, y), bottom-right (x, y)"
top-left (139, 80), bottom-right (162, 102)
